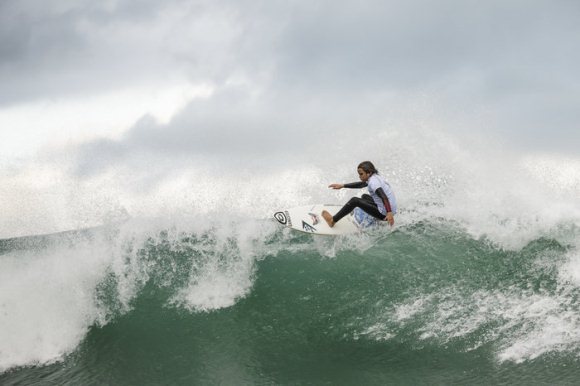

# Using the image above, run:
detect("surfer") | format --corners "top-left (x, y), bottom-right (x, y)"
top-left (322, 161), bottom-right (397, 227)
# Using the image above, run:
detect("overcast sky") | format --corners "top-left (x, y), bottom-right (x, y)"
top-left (1, 0), bottom-right (579, 171)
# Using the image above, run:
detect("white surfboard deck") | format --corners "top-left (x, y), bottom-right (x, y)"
top-left (273, 204), bottom-right (373, 236)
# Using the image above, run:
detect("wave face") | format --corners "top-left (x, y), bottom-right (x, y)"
top-left (1, 214), bottom-right (580, 384)
top-left (1, 127), bottom-right (580, 384)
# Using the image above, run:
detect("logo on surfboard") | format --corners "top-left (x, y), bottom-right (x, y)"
top-left (274, 211), bottom-right (287, 225)
top-left (308, 212), bottom-right (319, 225)
top-left (302, 221), bottom-right (316, 232)
top-left (274, 211), bottom-right (292, 227)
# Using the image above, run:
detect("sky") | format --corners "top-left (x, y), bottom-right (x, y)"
top-left (1, 0), bottom-right (579, 160)
top-left (1, 0), bottom-right (579, 236)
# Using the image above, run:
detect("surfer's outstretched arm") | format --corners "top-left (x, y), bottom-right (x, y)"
top-left (328, 181), bottom-right (367, 190)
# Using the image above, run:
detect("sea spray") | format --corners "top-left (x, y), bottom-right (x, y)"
top-left (1, 126), bottom-right (579, 381)
top-left (0, 233), bottom-right (111, 372)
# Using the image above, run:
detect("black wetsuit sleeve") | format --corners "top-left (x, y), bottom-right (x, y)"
top-left (376, 187), bottom-right (393, 213)
top-left (343, 181), bottom-right (367, 189)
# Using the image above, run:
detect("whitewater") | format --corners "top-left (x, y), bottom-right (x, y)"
top-left (1, 127), bottom-right (579, 385)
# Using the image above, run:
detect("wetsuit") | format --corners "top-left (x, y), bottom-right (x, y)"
top-left (332, 174), bottom-right (397, 223)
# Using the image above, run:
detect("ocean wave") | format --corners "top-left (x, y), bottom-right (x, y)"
top-left (1, 214), bottom-right (578, 373)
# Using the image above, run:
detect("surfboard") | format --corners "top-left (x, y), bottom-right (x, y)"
top-left (273, 204), bottom-right (376, 235)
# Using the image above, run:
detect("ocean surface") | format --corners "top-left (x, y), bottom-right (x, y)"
top-left (1, 148), bottom-right (580, 385)
top-left (0, 214), bottom-right (579, 385)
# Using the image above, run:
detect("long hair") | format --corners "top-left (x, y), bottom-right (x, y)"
top-left (358, 161), bottom-right (379, 175)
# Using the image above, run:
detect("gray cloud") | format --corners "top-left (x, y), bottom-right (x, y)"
top-left (3, 0), bottom-right (580, 170)
top-left (0, 0), bottom-right (238, 104)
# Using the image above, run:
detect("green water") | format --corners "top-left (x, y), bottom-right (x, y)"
top-left (1, 222), bottom-right (579, 385)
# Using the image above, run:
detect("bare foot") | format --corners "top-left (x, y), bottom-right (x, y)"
top-left (321, 210), bottom-right (335, 227)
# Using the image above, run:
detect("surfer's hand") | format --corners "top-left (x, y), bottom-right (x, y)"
top-left (385, 212), bottom-right (394, 226)
top-left (328, 184), bottom-right (343, 189)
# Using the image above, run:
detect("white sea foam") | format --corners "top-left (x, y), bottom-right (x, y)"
top-left (0, 238), bottom-right (111, 372)
top-left (356, 324), bottom-right (395, 341)
top-left (169, 218), bottom-right (275, 312)
top-left (394, 295), bottom-right (433, 322)
top-left (0, 217), bottom-right (280, 373)
top-left (359, 248), bottom-right (580, 364)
